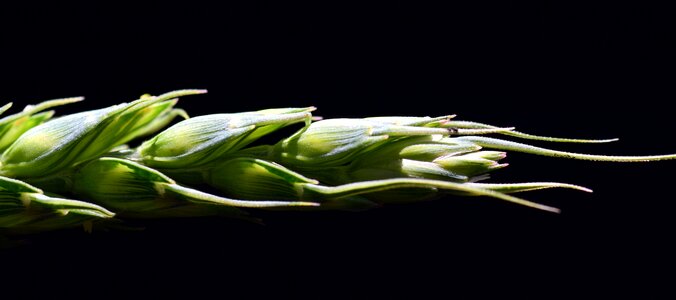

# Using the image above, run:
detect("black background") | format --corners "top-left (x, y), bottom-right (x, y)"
top-left (1, 2), bottom-right (675, 297)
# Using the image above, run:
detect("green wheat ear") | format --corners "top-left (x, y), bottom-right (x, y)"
top-left (3, 89), bottom-right (676, 237)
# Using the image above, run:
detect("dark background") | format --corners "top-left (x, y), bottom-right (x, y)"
top-left (1, 2), bottom-right (674, 296)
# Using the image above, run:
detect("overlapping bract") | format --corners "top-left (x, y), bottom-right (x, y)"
top-left (0, 97), bottom-right (83, 153)
top-left (137, 107), bottom-right (315, 169)
top-left (1, 89), bottom-right (675, 236)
